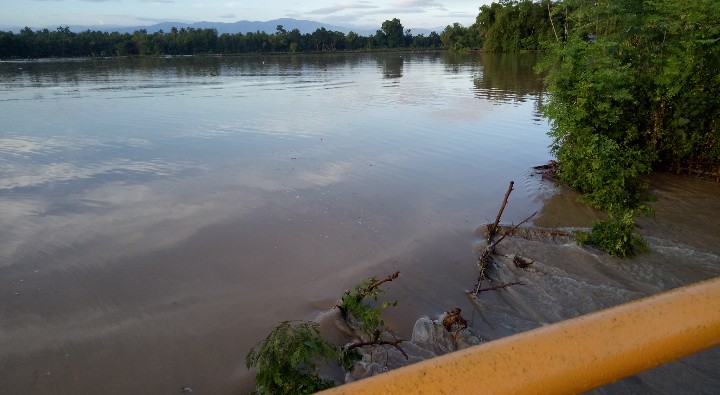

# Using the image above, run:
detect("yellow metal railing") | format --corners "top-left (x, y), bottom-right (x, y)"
top-left (322, 277), bottom-right (720, 394)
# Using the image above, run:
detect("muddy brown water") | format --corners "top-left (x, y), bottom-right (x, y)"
top-left (1, 53), bottom-right (717, 394)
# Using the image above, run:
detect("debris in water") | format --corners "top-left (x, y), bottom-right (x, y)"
top-left (513, 255), bottom-right (534, 269)
top-left (441, 308), bottom-right (468, 331)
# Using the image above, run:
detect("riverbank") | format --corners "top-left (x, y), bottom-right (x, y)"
top-left (243, 172), bottom-right (720, 393)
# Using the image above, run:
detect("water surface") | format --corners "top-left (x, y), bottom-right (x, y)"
top-left (1, 52), bottom-right (717, 394)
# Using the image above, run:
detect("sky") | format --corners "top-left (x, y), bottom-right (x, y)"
top-left (0, 0), bottom-right (494, 31)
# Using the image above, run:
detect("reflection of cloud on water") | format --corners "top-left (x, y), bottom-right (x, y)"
top-left (0, 178), bottom-right (268, 268)
top-left (0, 145), bottom-right (357, 268)
top-left (0, 159), bottom-right (196, 191)
top-left (0, 136), bottom-right (151, 158)
top-left (0, 137), bottom-right (97, 158)
top-left (296, 161), bottom-right (352, 187)
top-left (181, 117), bottom-right (326, 139)
top-left (180, 127), bottom-right (235, 139)
top-left (228, 160), bottom-right (353, 192)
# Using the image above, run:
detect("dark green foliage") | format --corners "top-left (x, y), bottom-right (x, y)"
top-left (340, 348), bottom-right (363, 372)
top-left (381, 18), bottom-right (405, 48)
top-left (0, 18), bottom-right (445, 59)
top-left (576, 211), bottom-right (648, 257)
top-left (478, 0), bottom-right (562, 52)
top-left (337, 276), bottom-right (398, 335)
top-left (247, 274), bottom-right (400, 392)
top-left (246, 321), bottom-right (336, 395)
top-left (541, 0), bottom-right (720, 256)
top-left (436, 1), bottom-right (567, 53)
top-left (440, 23), bottom-right (482, 51)
top-left (542, 0), bottom-right (720, 210)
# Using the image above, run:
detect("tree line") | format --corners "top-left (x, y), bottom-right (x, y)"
top-left (439, 0), bottom-right (562, 52)
top-left (0, 19), bottom-right (444, 58)
top-left (442, 0), bottom-right (720, 256)
top-left (2, 1), bottom-right (563, 59)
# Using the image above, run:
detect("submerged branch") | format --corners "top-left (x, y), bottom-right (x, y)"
top-left (474, 211), bottom-right (538, 295)
top-left (491, 211), bottom-right (539, 249)
top-left (488, 181), bottom-right (514, 242)
top-left (474, 281), bottom-right (524, 295)
top-left (364, 271), bottom-right (400, 298)
top-left (343, 336), bottom-right (408, 360)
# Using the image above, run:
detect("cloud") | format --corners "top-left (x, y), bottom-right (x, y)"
top-left (218, 14), bottom-right (236, 19)
top-left (302, 0), bottom-right (447, 22)
top-left (393, 0), bottom-right (443, 7)
top-left (437, 11), bottom-right (475, 19)
top-left (308, 2), bottom-right (380, 15)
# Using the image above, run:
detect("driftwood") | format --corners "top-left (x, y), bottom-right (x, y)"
top-left (487, 181), bottom-right (514, 241)
top-left (486, 211), bottom-right (538, 254)
top-left (343, 331), bottom-right (408, 360)
top-left (476, 281), bottom-right (524, 293)
top-left (513, 256), bottom-right (534, 269)
top-left (494, 226), bottom-right (573, 238)
top-left (441, 308), bottom-right (468, 331)
top-left (533, 160), bottom-right (558, 181)
top-left (472, 181), bottom-right (537, 296)
top-left (338, 271), bottom-right (400, 310)
top-left (473, 211), bottom-right (537, 295)
top-left (364, 271), bottom-right (400, 296)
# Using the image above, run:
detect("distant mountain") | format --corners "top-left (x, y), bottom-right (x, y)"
top-left (5, 18), bottom-right (443, 37)
top-left (113, 18), bottom-right (368, 35)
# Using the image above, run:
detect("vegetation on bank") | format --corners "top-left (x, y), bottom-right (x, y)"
top-left (443, 0), bottom-right (720, 256)
top-left (246, 273), bottom-right (401, 394)
top-left (444, 0), bottom-right (719, 256)
top-left (439, 0), bottom-right (563, 52)
top-left (540, 0), bottom-right (720, 256)
top-left (246, 321), bottom-right (337, 394)
top-left (0, 19), bottom-right (447, 58)
top-left (0, 3), bottom-right (562, 59)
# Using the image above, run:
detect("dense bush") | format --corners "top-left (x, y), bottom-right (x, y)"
top-left (542, 0), bottom-right (720, 211)
top-left (247, 273), bottom-right (399, 393)
top-left (576, 211), bottom-right (648, 257)
top-left (540, 0), bottom-right (720, 256)
top-left (246, 321), bottom-right (336, 394)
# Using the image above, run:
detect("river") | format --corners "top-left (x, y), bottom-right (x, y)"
top-left (1, 52), bottom-right (717, 394)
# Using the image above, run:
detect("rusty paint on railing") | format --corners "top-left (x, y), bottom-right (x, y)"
top-left (322, 277), bottom-right (720, 394)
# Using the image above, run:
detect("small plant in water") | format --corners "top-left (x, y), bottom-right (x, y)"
top-left (337, 272), bottom-right (399, 335)
top-left (246, 321), bottom-right (336, 394)
top-left (576, 210), bottom-right (648, 258)
top-left (247, 272), bottom-right (402, 393)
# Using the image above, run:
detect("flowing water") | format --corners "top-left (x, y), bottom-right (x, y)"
top-left (0, 52), bottom-right (717, 394)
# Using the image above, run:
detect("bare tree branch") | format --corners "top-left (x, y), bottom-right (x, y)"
top-left (488, 181), bottom-right (514, 241)
top-left (473, 281), bottom-right (524, 295)
top-left (344, 336), bottom-right (408, 360)
top-left (363, 271), bottom-right (400, 297)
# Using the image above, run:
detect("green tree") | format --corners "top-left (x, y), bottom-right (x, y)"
top-left (541, 0), bottom-right (720, 255)
top-left (0, 19), bottom-right (451, 58)
top-left (381, 18), bottom-right (404, 48)
top-left (441, 22), bottom-right (482, 51)
top-left (477, 0), bottom-right (560, 52)
top-left (246, 321), bottom-right (336, 394)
